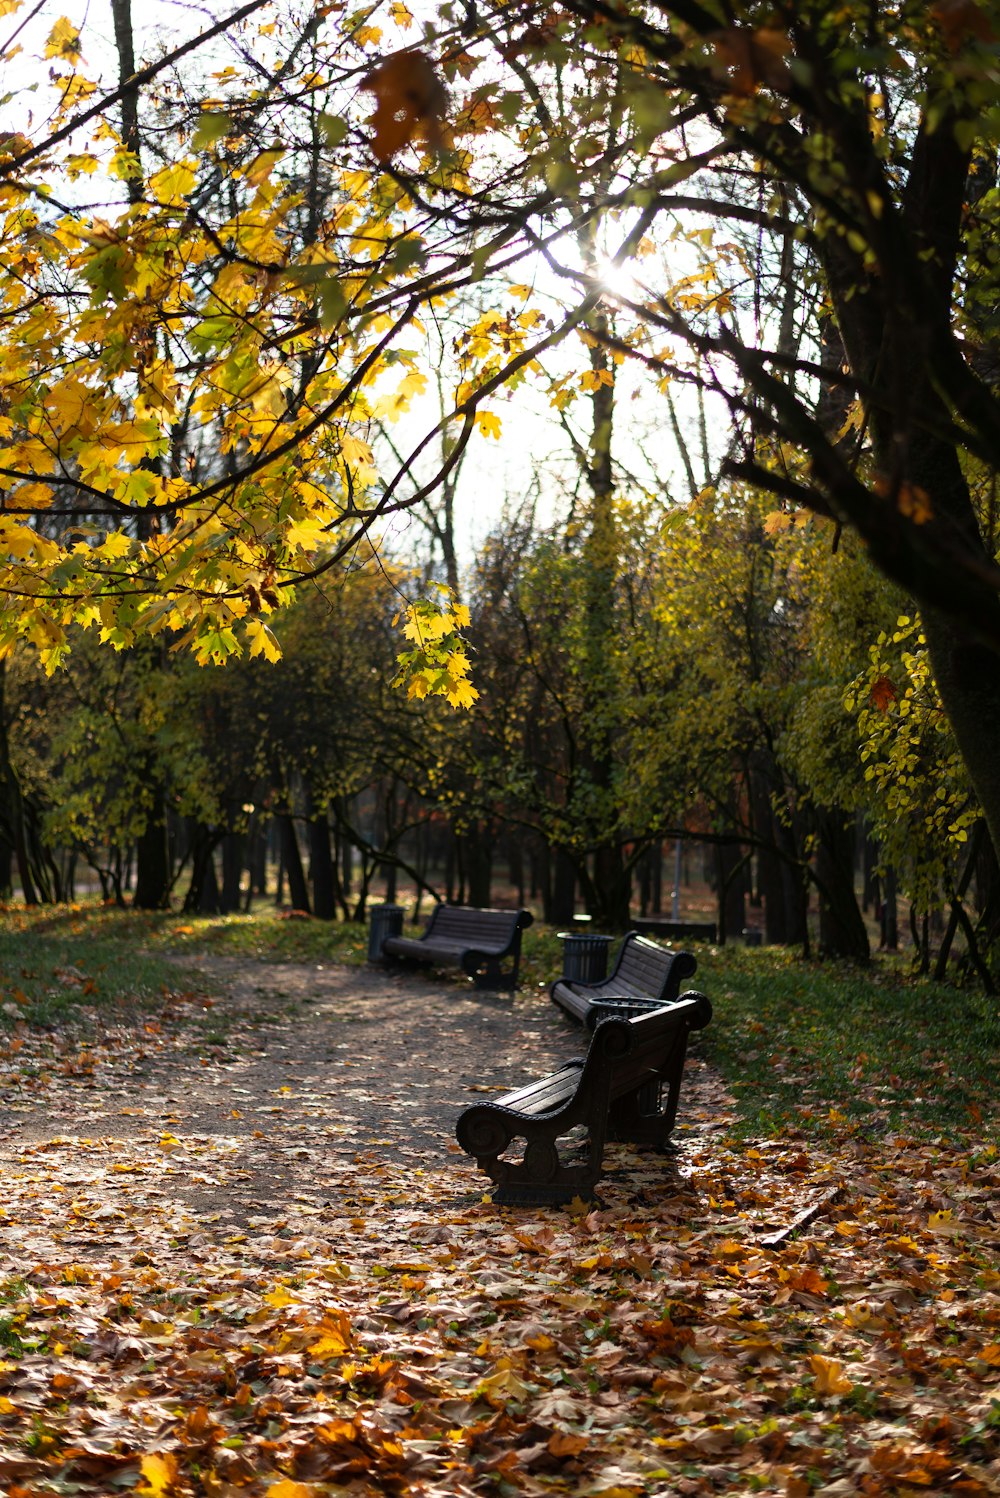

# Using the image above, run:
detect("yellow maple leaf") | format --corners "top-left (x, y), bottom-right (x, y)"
top-left (477, 1367), bottom-right (534, 1403)
top-left (445, 678), bottom-right (479, 709)
top-left (320, 1261), bottom-right (352, 1283)
top-left (247, 619), bottom-right (282, 663)
top-left (148, 161), bottom-right (196, 206)
top-left (11, 483), bottom-right (52, 509)
top-left (476, 409), bottom-right (502, 439)
top-left (100, 533), bottom-right (134, 561)
top-left (247, 149), bottom-right (284, 186)
top-left (267, 1482), bottom-right (320, 1498)
top-left (263, 1285), bottom-right (297, 1309)
top-left (45, 16), bottom-right (82, 60)
top-left (309, 1332), bottom-right (350, 1359)
top-left (808, 1354), bottom-right (853, 1395)
top-left (138, 1452), bottom-right (179, 1497)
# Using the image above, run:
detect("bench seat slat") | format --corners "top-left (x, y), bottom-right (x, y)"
top-left (495, 1062), bottom-right (584, 1116)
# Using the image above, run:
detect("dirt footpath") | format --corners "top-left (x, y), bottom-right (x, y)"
top-left (0, 956), bottom-right (724, 1242)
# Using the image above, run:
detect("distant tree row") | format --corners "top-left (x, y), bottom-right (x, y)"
top-left (2, 475), bottom-right (994, 985)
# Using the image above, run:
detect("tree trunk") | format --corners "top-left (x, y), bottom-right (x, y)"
top-left (588, 843), bottom-right (632, 929)
top-left (307, 806), bottom-right (336, 920)
top-left (221, 832), bottom-right (244, 913)
top-left (278, 813), bottom-right (310, 912)
top-left (197, 844), bottom-right (221, 915)
top-left (0, 660), bottom-right (37, 905)
top-left (341, 823), bottom-right (353, 903)
top-left (549, 846), bottom-right (576, 925)
top-left (650, 840), bottom-right (663, 914)
top-left (182, 823), bottom-right (221, 914)
top-left (815, 809), bottom-right (870, 961)
top-left (134, 780), bottom-right (171, 908)
top-left (507, 836), bottom-right (524, 907)
top-left (715, 841), bottom-right (746, 945)
top-left (462, 823), bottom-right (492, 907)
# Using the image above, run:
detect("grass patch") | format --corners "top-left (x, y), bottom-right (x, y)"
top-left (0, 903), bottom-right (205, 1034)
top-left (696, 944), bottom-right (1000, 1142)
top-left (148, 908), bottom-right (370, 966)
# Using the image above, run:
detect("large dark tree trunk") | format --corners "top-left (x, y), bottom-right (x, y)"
top-left (548, 845), bottom-right (576, 925)
top-left (821, 118), bottom-right (1000, 930)
top-left (307, 805), bottom-right (336, 920)
top-left (249, 817), bottom-right (268, 898)
top-left (748, 754), bottom-right (808, 946)
top-left (715, 840), bottom-right (746, 945)
top-left (197, 846), bottom-right (221, 915)
top-left (221, 832), bottom-right (244, 913)
top-left (134, 780), bottom-right (171, 908)
top-left (880, 864), bottom-right (899, 950)
top-left (462, 823), bottom-right (493, 907)
top-left (650, 840), bottom-right (663, 914)
top-left (182, 823), bottom-right (221, 914)
top-left (278, 813), bottom-right (310, 912)
top-left (814, 809), bottom-right (870, 961)
top-left (587, 844), bottom-right (632, 929)
top-left (0, 660), bottom-right (37, 905)
top-left (507, 836), bottom-right (524, 907)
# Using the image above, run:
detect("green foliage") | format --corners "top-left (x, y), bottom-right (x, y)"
top-left (392, 591), bottom-right (478, 709)
top-left (845, 616), bottom-right (979, 913)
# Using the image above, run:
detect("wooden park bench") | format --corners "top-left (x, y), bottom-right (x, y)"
top-left (551, 931), bottom-right (698, 1029)
top-left (456, 993), bottom-right (712, 1205)
top-left (381, 903), bottom-right (534, 991)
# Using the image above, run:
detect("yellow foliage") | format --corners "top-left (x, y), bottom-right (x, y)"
top-left (807, 1354), bottom-right (854, 1396)
top-left (476, 409), bottom-right (502, 439)
top-left (138, 1452), bottom-right (179, 1496)
top-left (45, 16), bottom-right (82, 61)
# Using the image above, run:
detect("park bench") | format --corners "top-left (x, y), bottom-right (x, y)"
top-left (381, 903), bottom-right (534, 991)
top-left (551, 931), bottom-right (698, 1029)
top-left (456, 992), bottom-right (713, 1205)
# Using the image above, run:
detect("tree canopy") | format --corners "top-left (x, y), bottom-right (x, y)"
top-left (5, 0), bottom-right (1000, 902)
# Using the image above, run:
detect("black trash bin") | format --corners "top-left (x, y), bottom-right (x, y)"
top-left (368, 904), bottom-right (404, 962)
top-left (558, 931), bottom-right (612, 983)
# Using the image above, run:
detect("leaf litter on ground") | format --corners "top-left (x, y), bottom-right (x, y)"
top-left (0, 934), bottom-right (996, 1497)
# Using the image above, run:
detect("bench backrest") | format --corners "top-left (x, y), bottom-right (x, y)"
top-left (611, 933), bottom-right (697, 1002)
top-left (580, 993), bottom-right (711, 1102)
top-left (425, 904), bottom-right (532, 945)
